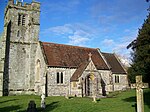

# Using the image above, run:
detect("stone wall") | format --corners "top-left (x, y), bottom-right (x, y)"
top-left (0, 33), bottom-right (4, 96)
top-left (34, 42), bottom-right (47, 95)
top-left (1, 1), bottom-right (40, 95)
top-left (47, 67), bottom-right (76, 96)
top-left (0, 27), bottom-right (8, 96)
top-left (70, 70), bottom-right (112, 97)
top-left (98, 70), bottom-right (113, 92)
top-left (113, 74), bottom-right (128, 91)
top-left (68, 61), bottom-right (112, 97)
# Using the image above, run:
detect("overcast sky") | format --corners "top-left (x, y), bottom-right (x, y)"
top-left (0, 0), bottom-right (149, 60)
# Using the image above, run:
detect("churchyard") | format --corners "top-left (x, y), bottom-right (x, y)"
top-left (0, 88), bottom-right (150, 112)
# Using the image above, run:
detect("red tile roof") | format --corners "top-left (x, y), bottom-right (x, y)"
top-left (41, 42), bottom-right (109, 70)
top-left (70, 61), bottom-right (89, 81)
top-left (102, 52), bottom-right (126, 74)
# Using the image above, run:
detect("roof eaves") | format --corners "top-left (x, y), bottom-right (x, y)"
top-left (113, 53), bottom-right (127, 74)
top-left (47, 65), bottom-right (77, 69)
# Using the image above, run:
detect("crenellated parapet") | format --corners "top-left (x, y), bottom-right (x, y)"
top-left (6, 0), bottom-right (40, 12)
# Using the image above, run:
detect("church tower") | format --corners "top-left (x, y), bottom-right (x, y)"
top-left (0, 0), bottom-right (40, 96)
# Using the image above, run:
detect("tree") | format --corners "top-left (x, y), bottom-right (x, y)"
top-left (127, 13), bottom-right (150, 86)
top-left (146, 0), bottom-right (150, 2)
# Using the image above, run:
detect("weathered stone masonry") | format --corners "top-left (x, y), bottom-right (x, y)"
top-left (0, 0), bottom-right (129, 97)
top-left (0, 0), bottom-right (40, 95)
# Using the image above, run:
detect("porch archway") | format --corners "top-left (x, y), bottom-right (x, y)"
top-left (85, 74), bottom-right (96, 96)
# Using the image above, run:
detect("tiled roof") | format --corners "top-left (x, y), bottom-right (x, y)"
top-left (41, 42), bottom-right (109, 70)
top-left (70, 61), bottom-right (89, 81)
top-left (102, 52), bottom-right (126, 74)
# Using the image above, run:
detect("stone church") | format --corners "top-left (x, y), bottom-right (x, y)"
top-left (0, 0), bottom-right (128, 97)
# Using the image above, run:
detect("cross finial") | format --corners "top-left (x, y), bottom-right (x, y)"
top-left (88, 52), bottom-right (92, 61)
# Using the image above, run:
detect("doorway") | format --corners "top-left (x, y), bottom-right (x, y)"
top-left (85, 75), bottom-right (93, 96)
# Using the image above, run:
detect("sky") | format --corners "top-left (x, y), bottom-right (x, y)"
top-left (0, 0), bottom-right (149, 61)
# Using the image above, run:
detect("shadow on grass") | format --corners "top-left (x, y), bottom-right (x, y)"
top-left (0, 99), bottom-right (18, 103)
top-left (43, 101), bottom-right (59, 112)
top-left (122, 89), bottom-right (150, 109)
top-left (0, 101), bottom-right (59, 112)
top-left (0, 105), bottom-right (22, 112)
top-left (123, 96), bottom-right (136, 102)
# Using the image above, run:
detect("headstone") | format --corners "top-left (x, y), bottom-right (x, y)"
top-left (92, 95), bottom-right (97, 103)
top-left (27, 100), bottom-right (38, 112)
top-left (41, 93), bottom-right (46, 109)
top-left (136, 76), bottom-right (144, 112)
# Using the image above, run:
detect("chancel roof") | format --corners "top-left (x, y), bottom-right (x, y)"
top-left (41, 42), bottom-right (109, 70)
top-left (102, 53), bottom-right (126, 74)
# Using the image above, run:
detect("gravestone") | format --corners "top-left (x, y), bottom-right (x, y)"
top-left (41, 93), bottom-right (46, 109)
top-left (92, 95), bottom-right (97, 103)
top-left (27, 100), bottom-right (38, 112)
top-left (136, 76), bottom-right (144, 112)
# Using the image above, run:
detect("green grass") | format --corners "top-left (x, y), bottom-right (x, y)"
top-left (0, 89), bottom-right (150, 112)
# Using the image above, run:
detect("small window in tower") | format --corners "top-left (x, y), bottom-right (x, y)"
top-left (17, 30), bottom-right (20, 37)
top-left (18, 14), bottom-right (21, 26)
top-left (22, 15), bottom-right (25, 26)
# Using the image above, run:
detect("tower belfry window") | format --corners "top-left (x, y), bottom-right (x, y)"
top-left (18, 14), bottom-right (21, 26)
top-left (18, 14), bottom-right (26, 26)
top-left (22, 15), bottom-right (25, 26)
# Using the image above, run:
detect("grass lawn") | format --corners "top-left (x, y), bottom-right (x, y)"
top-left (0, 89), bottom-right (150, 112)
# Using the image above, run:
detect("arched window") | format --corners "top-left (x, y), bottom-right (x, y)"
top-left (35, 60), bottom-right (41, 82)
top-left (57, 72), bottom-right (59, 83)
top-left (61, 72), bottom-right (63, 83)
top-left (115, 75), bottom-right (119, 83)
top-left (56, 72), bottom-right (63, 84)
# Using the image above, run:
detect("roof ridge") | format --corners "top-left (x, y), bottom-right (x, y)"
top-left (42, 41), bottom-right (98, 50)
top-left (102, 52), bottom-right (113, 55)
